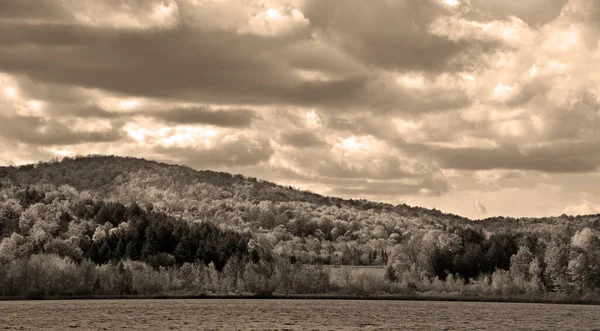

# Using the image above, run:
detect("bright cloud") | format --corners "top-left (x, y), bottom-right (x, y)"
top-left (238, 7), bottom-right (309, 36)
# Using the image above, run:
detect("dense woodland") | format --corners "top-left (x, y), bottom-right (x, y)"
top-left (1, 155), bottom-right (600, 299)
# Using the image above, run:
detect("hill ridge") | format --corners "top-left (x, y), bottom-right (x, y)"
top-left (0, 154), bottom-right (469, 222)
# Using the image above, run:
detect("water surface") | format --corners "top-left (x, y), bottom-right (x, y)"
top-left (1, 299), bottom-right (599, 330)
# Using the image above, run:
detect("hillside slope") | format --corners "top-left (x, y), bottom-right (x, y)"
top-left (2, 155), bottom-right (598, 229)
top-left (0, 155), bottom-right (466, 220)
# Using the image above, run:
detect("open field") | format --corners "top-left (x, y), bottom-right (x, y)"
top-left (2, 299), bottom-right (600, 330)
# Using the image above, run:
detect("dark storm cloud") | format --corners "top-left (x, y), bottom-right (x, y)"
top-left (468, 0), bottom-right (568, 26)
top-left (297, 76), bottom-right (474, 115)
top-left (153, 136), bottom-right (274, 168)
top-left (0, 116), bottom-right (124, 146)
top-left (329, 174), bottom-right (449, 197)
top-left (284, 149), bottom-right (438, 182)
top-left (43, 105), bottom-right (124, 120)
top-left (0, 24), bottom-right (383, 110)
top-left (408, 141), bottom-right (600, 173)
top-left (4, 75), bottom-right (97, 105)
top-left (52, 105), bottom-right (259, 127)
top-left (0, 24), bottom-right (293, 100)
top-left (235, 163), bottom-right (450, 197)
top-left (280, 130), bottom-right (329, 148)
top-left (0, 2), bottom-right (279, 97)
top-left (44, 105), bottom-right (259, 128)
top-left (0, 0), bottom-right (488, 113)
top-left (303, 0), bottom-right (501, 73)
top-left (144, 107), bottom-right (259, 128)
top-left (0, 22), bottom-right (113, 46)
top-left (0, 0), bottom-right (71, 21)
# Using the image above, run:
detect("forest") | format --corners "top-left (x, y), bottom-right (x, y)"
top-left (1, 155), bottom-right (600, 300)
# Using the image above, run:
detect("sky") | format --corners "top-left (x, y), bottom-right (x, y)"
top-left (1, 0), bottom-right (600, 219)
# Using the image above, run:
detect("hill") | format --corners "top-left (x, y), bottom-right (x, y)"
top-left (1, 155), bottom-right (598, 236)
top-left (0, 155), bottom-right (476, 264)
top-left (1, 155), bottom-right (600, 298)
top-left (0, 155), bottom-right (468, 221)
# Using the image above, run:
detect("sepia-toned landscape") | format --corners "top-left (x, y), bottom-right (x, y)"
top-left (3, 0), bottom-right (600, 329)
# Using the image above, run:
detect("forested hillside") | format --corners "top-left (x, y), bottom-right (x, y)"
top-left (0, 155), bottom-right (470, 266)
top-left (1, 155), bottom-right (600, 299)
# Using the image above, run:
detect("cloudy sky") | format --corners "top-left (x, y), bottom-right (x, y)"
top-left (2, 0), bottom-right (600, 218)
